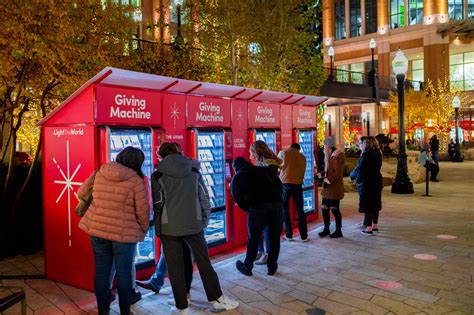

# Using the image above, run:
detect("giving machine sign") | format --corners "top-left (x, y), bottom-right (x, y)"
top-left (96, 86), bottom-right (162, 126)
top-left (187, 96), bottom-right (231, 127)
top-left (293, 106), bottom-right (316, 128)
top-left (248, 102), bottom-right (280, 128)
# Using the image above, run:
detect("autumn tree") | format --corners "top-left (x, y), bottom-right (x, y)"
top-left (342, 108), bottom-right (356, 148)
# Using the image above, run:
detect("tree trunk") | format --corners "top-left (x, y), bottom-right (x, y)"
top-left (230, 40), bottom-right (238, 85)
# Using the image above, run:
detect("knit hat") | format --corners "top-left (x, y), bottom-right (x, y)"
top-left (323, 136), bottom-right (335, 147)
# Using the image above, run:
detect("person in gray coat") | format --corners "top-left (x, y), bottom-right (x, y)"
top-left (152, 142), bottom-right (238, 315)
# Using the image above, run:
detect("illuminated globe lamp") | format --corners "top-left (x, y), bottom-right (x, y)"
top-left (391, 49), bottom-right (414, 194)
top-left (452, 95), bottom-right (463, 162)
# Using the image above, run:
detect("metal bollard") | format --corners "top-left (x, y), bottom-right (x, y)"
top-left (422, 161), bottom-right (432, 197)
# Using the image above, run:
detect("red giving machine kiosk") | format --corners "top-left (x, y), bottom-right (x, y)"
top-left (39, 67), bottom-right (327, 290)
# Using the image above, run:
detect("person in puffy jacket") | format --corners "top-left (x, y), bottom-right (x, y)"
top-left (152, 142), bottom-right (238, 314)
top-left (78, 147), bottom-right (150, 315)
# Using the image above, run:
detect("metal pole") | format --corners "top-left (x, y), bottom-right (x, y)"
top-left (329, 118), bottom-right (332, 136)
top-left (454, 107), bottom-right (462, 162)
top-left (422, 160), bottom-right (432, 197)
top-left (392, 74), bottom-right (414, 194)
top-left (367, 112), bottom-right (370, 136)
top-left (329, 56), bottom-right (334, 81)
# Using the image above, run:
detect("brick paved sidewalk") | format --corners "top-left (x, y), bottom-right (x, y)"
top-left (1, 161), bottom-right (473, 314)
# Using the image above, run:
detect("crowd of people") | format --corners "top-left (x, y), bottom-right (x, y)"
top-left (75, 134), bottom-right (395, 314)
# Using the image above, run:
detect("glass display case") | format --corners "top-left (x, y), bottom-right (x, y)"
top-left (255, 130), bottom-right (276, 153)
top-left (298, 130), bottom-right (315, 213)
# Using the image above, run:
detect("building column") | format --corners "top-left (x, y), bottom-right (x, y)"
top-left (424, 0), bottom-right (448, 24)
top-left (361, 103), bottom-right (379, 136)
top-left (377, 0), bottom-right (389, 34)
top-left (377, 41), bottom-right (391, 83)
top-left (423, 34), bottom-right (449, 83)
top-left (361, 0), bottom-right (366, 35)
top-left (323, 0), bottom-right (335, 47)
top-left (345, 0), bottom-right (351, 39)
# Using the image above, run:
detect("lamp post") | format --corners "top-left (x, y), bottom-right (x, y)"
top-left (323, 114), bottom-right (331, 136)
top-left (328, 47), bottom-right (335, 81)
top-left (369, 38), bottom-right (376, 99)
top-left (452, 95), bottom-right (462, 162)
top-left (133, 8), bottom-right (143, 51)
top-left (174, 0), bottom-right (184, 45)
top-left (361, 112), bottom-right (370, 136)
top-left (391, 49), bottom-right (414, 194)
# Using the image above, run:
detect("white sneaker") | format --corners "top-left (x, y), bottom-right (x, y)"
top-left (170, 306), bottom-right (189, 315)
top-left (254, 254), bottom-right (268, 265)
top-left (211, 295), bottom-right (239, 312)
top-left (160, 286), bottom-right (171, 295)
top-left (167, 293), bottom-right (191, 306)
top-left (301, 237), bottom-right (310, 242)
top-left (283, 236), bottom-right (294, 241)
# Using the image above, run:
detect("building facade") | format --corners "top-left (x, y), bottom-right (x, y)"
top-left (321, 0), bottom-right (473, 147)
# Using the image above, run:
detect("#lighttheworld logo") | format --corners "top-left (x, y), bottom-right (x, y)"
top-left (53, 140), bottom-right (83, 247)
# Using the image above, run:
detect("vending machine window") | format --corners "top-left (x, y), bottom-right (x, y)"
top-left (196, 131), bottom-right (226, 246)
top-left (108, 128), bottom-right (155, 266)
top-left (255, 130), bottom-right (276, 153)
top-left (298, 130), bottom-right (315, 213)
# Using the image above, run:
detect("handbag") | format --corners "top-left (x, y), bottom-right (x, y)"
top-left (75, 170), bottom-right (98, 217)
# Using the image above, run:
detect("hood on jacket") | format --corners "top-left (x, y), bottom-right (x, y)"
top-left (331, 149), bottom-right (344, 158)
top-left (233, 157), bottom-right (250, 173)
top-left (157, 154), bottom-right (198, 178)
top-left (99, 162), bottom-right (138, 182)
top-left (263, 158), bottom-right (282, 167)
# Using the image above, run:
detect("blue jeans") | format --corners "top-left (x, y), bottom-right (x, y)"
top-left (257, 228), bottom-right (269, 254)
top-left (90, 236), bottom-right (136, 315)
top-left (282, 184), bottom-right (307, 239)
top-left (149, 247), bottom-right (167, 291)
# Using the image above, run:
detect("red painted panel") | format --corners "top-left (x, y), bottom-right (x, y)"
top-left (280, 105), bottom-right (293, 150)
top-left (187, 96), bottom-right (231, 127)
top-left (42, 125), bottom-right (97, 291)
top-left (248, 102), bottom-right (280, 128)
top-left (45, 87), bottom-right (94, 125)
top-left (231, 100), bottom-right (249, 159)
top-left (162, 94), bottom-right (187, 154)
top-left (293, 106), bottom-right (316, 128)
top-left (96, 86), bottom-right (162, 126)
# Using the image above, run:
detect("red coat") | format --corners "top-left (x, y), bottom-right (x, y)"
top-left (321, 149), bottom-right (345, 200)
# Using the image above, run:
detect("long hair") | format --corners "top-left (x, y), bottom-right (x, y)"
top-left (116, 146), bottom-right (145, 178)
top-left (250, 140), bottom-right (280, 166)
top-left (363, 136), bottom-right (381, 153)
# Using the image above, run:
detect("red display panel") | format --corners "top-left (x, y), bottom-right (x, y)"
top-left (45, 87), bottom-right (95, 125)
top-left (280, 104), bottom-right (293, 150)
top-left (248, 102), bottom-right (280, 128)
top-left (42, 125), bottom-right (97, 290)
top-left (231, 100), bottom-right (249, 159)
top-left (162, 93), bottom-right (187, 154)
top-left (293, 106), bottom-right (316, 128)
top-left (96, 86), bottom-right (162, 126)
top-left (187, 96), bottom-right (231, 127)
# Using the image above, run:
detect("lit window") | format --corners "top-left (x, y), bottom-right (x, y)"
top-left (365, 0), bottom-right (378, 34)
top-left (469, 0), bottom-right (474, 18)
top-left (335, 0), bottom-right (346, 40)
top-left (411, 59), bottom-right (424, 83)
top-left (450, 52), bottom-right (474, 91)
top-left (449, 0), bottom-right (464, 20)
top-left (350, 63), bottom-right (364, 84)
top-left (390, 0), bottom-right (405, 29)
top-left (350, 0), bottom-right (362, 37)
top-left (408, 0), bottom-right (423, 25)
top-left (336, 65), bottom-right (349, 82)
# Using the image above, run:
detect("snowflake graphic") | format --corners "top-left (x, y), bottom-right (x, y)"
top-left (236, 107), bottom-right (244, 128)
top-left (170, 102), bottom-right (180, 128)
top-left (53, 140), bottom-right (82, 247)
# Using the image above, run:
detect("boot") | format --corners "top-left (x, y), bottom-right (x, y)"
top-left (318, 229), bottom-right (330, 237)
top-left (330, 229), bottom-right (343, 238)
top-left (319, 210), bottom-right (330, 237)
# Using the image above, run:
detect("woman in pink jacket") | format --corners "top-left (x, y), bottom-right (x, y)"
top-left (78, 147), bottom-right (150, 315)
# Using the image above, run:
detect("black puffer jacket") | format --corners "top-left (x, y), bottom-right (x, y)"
top-left (356, 149), bottom-right (383, 212)
top-left (230, 158), bottom-right (282, 211)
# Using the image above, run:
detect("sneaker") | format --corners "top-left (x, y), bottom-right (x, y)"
top-left (318, 229), bottom-right (330, 237)
top-left (211, 295), bottom-right (239, 312)
top-left (131, 288), bottom-right (142, 305)
top-left (167, 293), bottom-right (191, 306)
top-left (160, 286), bottom-right (172, 295)
top-left (372, 228), bottom-right (379, 232)
top-left (170, 306), bottom-right (189, 315)
top-left (301, 237), bottom-right (310, 242)
top-left (135, 280), bottom-right (159, 293)
top-left (430, 179), bottom-right (439, 182)
top-left (330, 230), bottom-right (343, 238)
top-left (255, 251), bottom-right (263, 261)
top-left (254, 254), bottom-right (268, 265)
top-left (361, 230), bottom-right (374, 235)
top-left (267, 268), bottom-right (277, 276)
top-left (283, 236), bottom-right (294, 241)
top-left (236, 260), bottom-right (252, 276)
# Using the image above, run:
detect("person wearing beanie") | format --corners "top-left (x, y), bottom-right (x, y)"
top-left (316, 136), bottom-right (345, 238)
top-left (418, 143), bottom-right (439, 182)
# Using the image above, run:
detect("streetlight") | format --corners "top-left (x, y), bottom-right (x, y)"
top-left (361, 111), bottom-right (370, 136)
top-left (133, 8), bottom-right (143, 51)
top-left (369, 38), bottom-right (376, 99)
top-left (174, 0), bottom-right (184, 45)
top-left (328, 46), bottom-right (335, 81)
top-left (323, 114), bottom-right (331, 136)
top-left (391, 49), bottom-right (414, 194)
top-left (452, 95), bottom-right (463, 162)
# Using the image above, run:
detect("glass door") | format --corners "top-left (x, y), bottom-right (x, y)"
top-left (298, 130), bottom-right (315, 213)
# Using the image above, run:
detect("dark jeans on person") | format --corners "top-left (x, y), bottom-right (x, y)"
top-left (425, 163), bottom-right (439, 180)
top-left (321, 198), bottom-right (342, 230)
top-left (161, 232), bottom-right (223, 310)
top-left (257, 227), bottom-right (269, 254)
top-left (244, 202), bottom-right (283, 272)
top-left (282, 184), bottom-right (307, 239)
top-left (432, 151), bottom-right (439, 164)
top-left (90, 236), bottom-right (136, 315)
top-left (364, 209), bottom-right (379, 227)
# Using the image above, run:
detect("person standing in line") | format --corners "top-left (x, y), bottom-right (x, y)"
top-left (230, 157), bottom-right (283, 276)
top-left (430, 135), bottom-right (440, 164)
top-left (279, 143), bottom-right (309, 242)
top-left (448, 139), bottom-right (456, 161)
top-left (349, 136), bottom-right (367, 228)
top-left (248, 140), bottom-right (282, 265)
top-left (78, 147), bottom-right (150, 315)
top-left (152, 142), bottom-right (238, 315)
top-left (356, 137), bottom-right (383, 235)
top-left (317, 136), bottom-right (345, 238)
top-left (418, 144), bottom-right (440, 182)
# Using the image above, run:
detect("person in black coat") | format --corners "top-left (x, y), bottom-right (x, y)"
top-left (349, 137), bottom-right (367, 227)
top-left (230, 157), bottom-right (283, 276)
top-left (356, 136), bottom-right (383, 235)
top-left (430, 135), bottom-right (440, 164)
